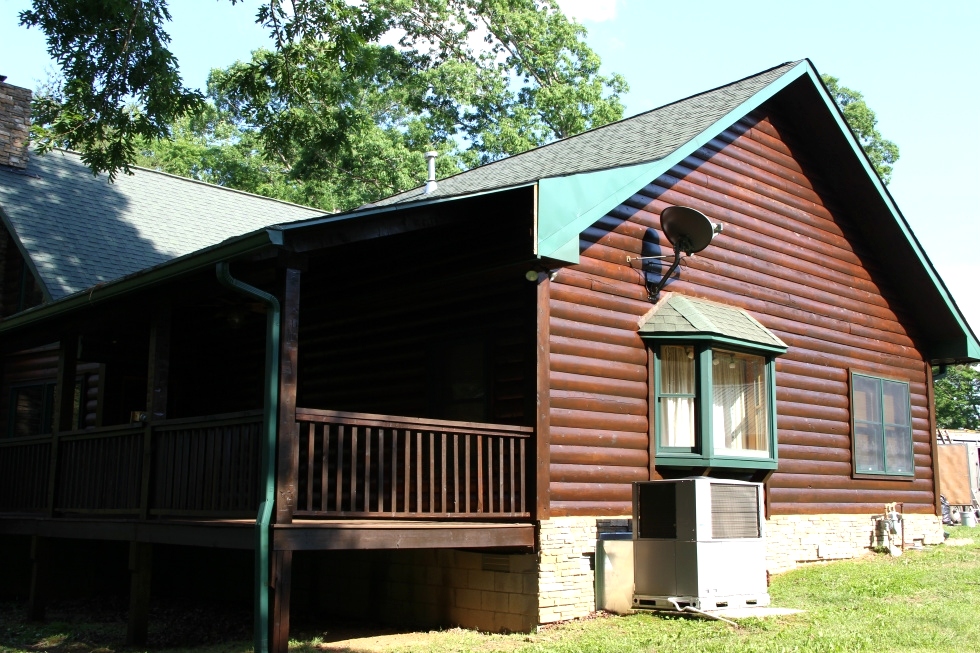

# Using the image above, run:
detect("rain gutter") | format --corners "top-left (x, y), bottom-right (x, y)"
top-left (215, 262), bottom-right (279, 653)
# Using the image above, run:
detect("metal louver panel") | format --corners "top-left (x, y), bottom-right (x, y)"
top-left (710, 483), bottom-right (760, 538)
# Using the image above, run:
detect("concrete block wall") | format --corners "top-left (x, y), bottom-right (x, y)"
top-left (537, 516), bottom-right (630, 624)
top-left (766, 512), bottom-right (945, 574)
top-left (380, 549), bottom-right (538, 633)
top-left (0, 82), bottom-right (31, 169)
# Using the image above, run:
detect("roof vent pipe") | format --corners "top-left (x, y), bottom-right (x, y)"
top-left (424, 150), bottom-right (438, 194)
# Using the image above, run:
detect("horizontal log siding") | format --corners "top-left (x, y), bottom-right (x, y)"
top-left (297, 212), bottom-right (535, 428)
top-left (548, 110), bottom-right (933, 517)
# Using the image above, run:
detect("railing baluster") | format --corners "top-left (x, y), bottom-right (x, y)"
top-left (465, 435), bottom-right (471, 513)
top-left (440, 433), bottom-right (447, 514)
top-left (364, 427), bottom-right (372, 514)
top-left (428, 432), bottom-right (435, 514)
top-left (403, 429), bottom-right (410, 514)
top-left (509, 438), bottom-right (515, 514)
top-left (336, 425), bottom-right (345, 512)
top-left (378, 429), bottom-right (385, 513)
top-left (391, 429), bottom-right (398, 514)
top-left (477, 435), bottom-right (483, 513)
top-left (350, 427), bottom-right (359, 512)
top-left (520, 439), bottom-right (526, 514)
top-left (306, 422), bottom-right (315, 512)
top-left (498, 437), bottom-right (504, 515)
top-left (415, 431), bottom-right (422, 514)
top-left (320, 424), bottom-right (329, 512)
top-left (453, 434), bottom-right (459, 513)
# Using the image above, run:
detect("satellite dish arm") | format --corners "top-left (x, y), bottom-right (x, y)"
top-left (646, 246), bottom-right (683, 303)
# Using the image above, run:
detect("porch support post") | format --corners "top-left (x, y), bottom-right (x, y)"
top-left (270, 549), bottom-right (293, 653)
top-left (126, 541), bottom-right (153, 646)
top-left (26, 535), bottom-right (48, 621)
top-left (140, 300), bottom-right (171, 519)
top-left (535, 272), bottom-right (551, 521)
top-left (276, 267), bottom-right (301, 524)
top-left (926, 361), bottom-right (941, 516)
top-left (47, 334), bottom-right (77, 515)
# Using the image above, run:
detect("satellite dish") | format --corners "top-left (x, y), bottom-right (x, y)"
top-left (661, 206), bottom-right (715, 255)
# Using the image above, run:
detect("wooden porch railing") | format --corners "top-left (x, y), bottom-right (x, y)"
top-left (294, 408), bottom-right (532, 518)
top-left (0, 411), bottom-right (262, 517)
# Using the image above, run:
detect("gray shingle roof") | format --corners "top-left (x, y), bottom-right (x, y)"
top-left (0, 150), bottom-right (323, 299)
top-left (638, 294), bottom-right (787, 351)
top-left (372, 62), bottom-right (798, 208)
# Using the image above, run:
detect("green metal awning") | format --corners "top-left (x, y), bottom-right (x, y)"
top-left (638, 294), bottom-right (788, 354)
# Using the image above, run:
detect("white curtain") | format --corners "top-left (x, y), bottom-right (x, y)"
top-left (660, 346), bottom-right (695, 448)
top-left (712, 350), bottom-right (768, 456)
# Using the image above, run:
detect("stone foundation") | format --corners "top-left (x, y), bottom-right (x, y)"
top-left (765, 512), bottom-right (945, 574)
top-left (537, 516), bottom-right (630, 624)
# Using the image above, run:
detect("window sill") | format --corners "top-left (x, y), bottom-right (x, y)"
top-left (852, 470), bottom-right (915, 482)
top-left (656, 453), bottom-right (778, 470)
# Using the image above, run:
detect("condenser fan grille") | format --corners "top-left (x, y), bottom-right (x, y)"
top-left (710, 483), bottom-right (760, 539)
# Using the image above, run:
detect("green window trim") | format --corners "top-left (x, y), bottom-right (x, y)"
top-left (650, 341), bottom-right (779, 470)
top-left (849, 370), bottom-right (914, 479)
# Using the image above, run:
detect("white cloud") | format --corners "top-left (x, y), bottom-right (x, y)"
top-left (557, 0), bottom-right (619, 23)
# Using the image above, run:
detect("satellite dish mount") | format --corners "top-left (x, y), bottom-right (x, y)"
top-left (631, 206), bottom-right (721, 303)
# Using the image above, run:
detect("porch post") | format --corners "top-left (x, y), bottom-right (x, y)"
top-left (26, 535), bottom-right (48, 621)
top-left (270, 550), bottom-right (293, 653)
top-left (46, 334), bottom-right (77, 517)
top-left (276, 267), bottom-right (301, 524)
top-left (535, 272), bottom-right (551, 521)
top-left (126, 542), bottom-right (153, 645)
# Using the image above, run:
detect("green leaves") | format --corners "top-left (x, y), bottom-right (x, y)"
top-left (935, 364), bottom-right (980, 430)
top-left (821, 74), bottom-right (900, 185)
top-left (21, 0), bottom-right (203, 179)
top-left (24, 0), bottom-right (626, 199)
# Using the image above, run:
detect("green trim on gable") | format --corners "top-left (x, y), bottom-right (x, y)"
top-left (535, 59), bottom-right (979, 361)
top-left (536, 61), bottom-right (810, 265)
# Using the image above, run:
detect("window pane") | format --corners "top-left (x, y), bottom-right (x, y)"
top-left (881, 380), bottom-right (910, 426)
top-left (854, 422), bottom-right (884, 473)
top-left (712, 350), bottom-right (769, 456)
top-left (851, 375), bottom-right (880, 423)
top-left (661, 346), bottom-right (695, 394)
top-left (885, 425), bottom-right (913, 474)
top-left (13, 386), bottom-right (45, 437)
top-left (660, 396), bottom-right (695, 448)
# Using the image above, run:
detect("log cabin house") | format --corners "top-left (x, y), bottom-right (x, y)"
top-left (1, 60), bottom-right (978, 651)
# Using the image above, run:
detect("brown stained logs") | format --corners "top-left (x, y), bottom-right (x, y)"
top-left (550, 371), bottom-right (648, 400)
top-left (550, 426), bottom-right (648, 450)
top-left (551, 391), bottom-right (647, 416)
top-left (547, 114), bottom-right (935, 518)
top-left (551, 445), bottom-right (648, 467)
top-left (550, 463), bottom-right (649, 484)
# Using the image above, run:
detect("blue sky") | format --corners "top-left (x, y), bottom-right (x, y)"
top-left (1, 0), bottom-right (978, 334)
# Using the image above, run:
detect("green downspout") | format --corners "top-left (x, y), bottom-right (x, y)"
top-left (215, 262), bottom-right (279, 653)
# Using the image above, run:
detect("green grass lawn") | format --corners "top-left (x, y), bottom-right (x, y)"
top-left (3, 528), bottom-right (979, 653)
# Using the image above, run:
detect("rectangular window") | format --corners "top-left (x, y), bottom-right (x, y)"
top-left (659, 345), bottom-right (696, 449)
top-left (851, 372), bottom-right (913, 476)
top-left (712, 350), bottom-right (769, 458)
top-left (9, 382), bottom-right (56, 437)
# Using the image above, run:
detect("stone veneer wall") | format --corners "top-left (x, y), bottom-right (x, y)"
top-left (765, 512), bottom-right (945, 574)
top-left (537, 516), bottom-right (630, 624)
top-left (0, 82), bottom-right (31, 169)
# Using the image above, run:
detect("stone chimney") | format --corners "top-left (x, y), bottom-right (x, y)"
top-left (0, 76), bottom-right (32, 169)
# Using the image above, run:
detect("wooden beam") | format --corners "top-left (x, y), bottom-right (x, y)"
top-left (26, 535), bottom-right (48, 621)
top-left (535, 272), bottom-right (551, 521)
top-left (47, 335), bottom-right (77, 515)
top-left (926, 362), bottom-right (941, 517)
top-left (273, 522), bottom-right (535, 551)
top-left (277, 269), bottom-right (301, 524)
top-left (141, 302), bottom-right (171, 520)
top-left (270, 550), bottom-right (293, 653)
top-left (126, 541), bottom-right (153, 646)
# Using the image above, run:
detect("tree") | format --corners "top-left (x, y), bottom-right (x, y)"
top-left (935, 364), bottom-right (980, 430)
top-left (21, 0), bottom-right (627, 195)
top-left (821, 74), bottom-right (900, 184)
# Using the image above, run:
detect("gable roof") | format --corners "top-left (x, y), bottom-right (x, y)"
top-left (373, 61), bottom-right (799, 209)
top-left (638, 294), bottom-right (788, 354)
top-left (0, 149), bottom-right (323, 300)
top-left (1, 60), bottom-right (976, 362)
